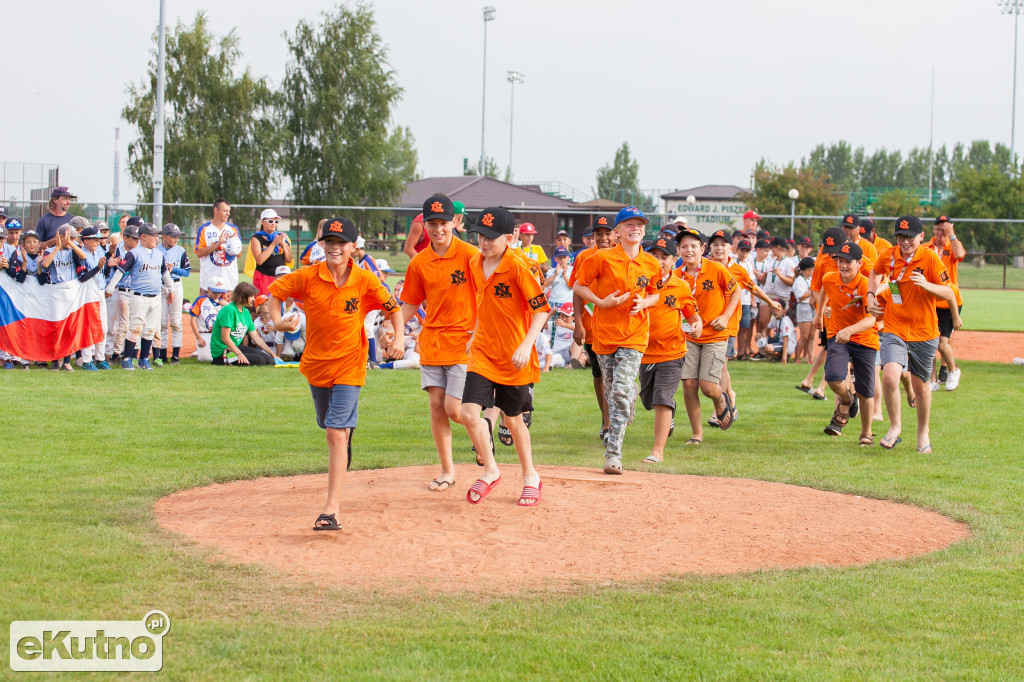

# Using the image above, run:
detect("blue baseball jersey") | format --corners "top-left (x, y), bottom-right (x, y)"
top-left (119, 245), bottom-right (167, 296)
top-left (44, 246), bottom-right (77, 283)
top-left (114, 242), bottom-right (132, 289)
top-left (157, 243), bottom-right (191, 281)
top-left (2, 242), bottom-right (16, 261)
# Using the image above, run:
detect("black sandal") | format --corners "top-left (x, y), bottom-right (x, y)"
top-left (498, 424), bottom-right (514, 446)
top-left (476, 417), bottom-right (495, 466)
top-left (313, 513), bottom-right (341, 531)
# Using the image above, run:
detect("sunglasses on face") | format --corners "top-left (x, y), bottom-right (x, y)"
top-left (264, 219), bottom-right (279, 224)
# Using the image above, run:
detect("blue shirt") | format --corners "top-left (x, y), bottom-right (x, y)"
top-left (114, 242), bottom-right (132, 289)
top-left (119, 246), bottom-right (167, 296)
top-left (157, 243), bottom-right (191, 281)
top-left (35, 213), bottom-right (75, 244)
top-left (44, 246), bottom-right (77, 283)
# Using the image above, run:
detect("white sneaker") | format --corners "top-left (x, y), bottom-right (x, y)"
top-left (945, 368), bottom-right (961, 391)
top-left (929, 381), bottom-right (941, 392)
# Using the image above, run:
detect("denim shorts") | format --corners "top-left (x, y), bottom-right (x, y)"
top-left (309, 384), bottom-right (362, 430)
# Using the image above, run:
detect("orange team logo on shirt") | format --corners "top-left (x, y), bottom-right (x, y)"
top-left (329, 221), bottom-right (343, 233)
top-left (597, 217), bottom-right (608, 226)
top-left (481, 213), bottom-right (494, 227)
top-left (431, 201), bottom-right (443, 213)
top-left (899, 219), bottom-right (909, 230)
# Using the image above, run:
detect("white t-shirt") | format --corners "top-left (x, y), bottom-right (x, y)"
top-left (546, 268), bottom-right (573, 305)
top-left (254, 316), bottom-right (277, 347)
top-left (196, 222), bottom-right (240, 290)
top-left (769, 314), bottom-right (797, 350)
top-left (766, 255), bottom-right (795, 299)
top-left (751, 255), bottom-right (773, 295)
top-left (551, 324), bottom-right (574, 353)
top-left (191, 296), bottom-right (224, 333)
top-left (792, 274), bottom-right (812, 318)
top-left (739, 259), bottom-right (754, 306)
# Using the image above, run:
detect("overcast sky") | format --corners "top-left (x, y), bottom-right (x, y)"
top-left (2, 0), bottom-right (1019, 205)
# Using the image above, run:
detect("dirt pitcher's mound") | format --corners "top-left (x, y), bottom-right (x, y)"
top-left (155, 464), bottom-right (969, 593)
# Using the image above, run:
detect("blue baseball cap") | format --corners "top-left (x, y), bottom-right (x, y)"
top-left (614, 206), bottom-right (649, 226)
top-left (6, 218), bottom-right (22, 229)
top-left (553, 246), bottom-right (571, 258)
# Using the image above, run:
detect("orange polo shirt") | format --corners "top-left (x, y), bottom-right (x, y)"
top-left (872, 245), bottom-right (950, 342)
top-left (674, 258), bottom-right (737, 345)
top-left (820, 271), bottom-right (879, 350)
top-left (856, 237), bottom-right (878, 273)
top-left (811, 245), bottom-right (872, 292)
top-left (569, 245), bottom-right (599, 343)
top-left (269, 259), bottom-right (399, 388)
top-left (727, 261), bottom-right (754, 337)
top-left (400, 237), bottom-right (479, 365)
top-left (924, 237), bottom-right (964, 309)
top-left (575, 244), bottom-right (662, 355)
top-left (468, 247), bottom-right (551, 386)
top-left (872, 235), bottom-right (893, 254)
top-left (642, 272), bottom-right (698, 364)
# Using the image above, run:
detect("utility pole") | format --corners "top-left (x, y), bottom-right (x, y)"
top-left (506, 71), bottom-right (524, 181)
top-left (152, 0), bottom-right (166, 227)
top-left (479, 6), bottom-right (496, 176)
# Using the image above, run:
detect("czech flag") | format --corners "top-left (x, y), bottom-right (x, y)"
top-left (0, 276), bottom-right (104, 361)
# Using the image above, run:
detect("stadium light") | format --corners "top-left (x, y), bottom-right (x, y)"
top-left (479, 6), bottom-right (497, 176)
top-left (1001, 0), bottom-right (1024, 170)
top-left (506, 71), bottom-right (524, 180)
top-left (788, 188), bottom-right (800, 239)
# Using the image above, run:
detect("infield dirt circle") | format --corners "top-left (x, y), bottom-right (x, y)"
top-left (156, 464), bottom-right (969, 593)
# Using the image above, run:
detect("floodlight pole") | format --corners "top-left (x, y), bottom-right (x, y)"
top-left (152, 0), bottom-right (166, 227)
top-left (788, 188), bottom-right (800, 240)
top-left (1004, 0), bottom-right (1023, 172)
top-left (480, 6), bottom-right (496, 176)
top-left (507, 71), bottom-right (524, 180)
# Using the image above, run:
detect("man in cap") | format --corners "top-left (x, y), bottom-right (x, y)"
top-left (269, 217), bottom-right (404, 530)
top-left (867, 216), bottom-right (961, 452)
top-left (156, 223), bottom-right (191, 364)
top-left (106, 222), bottom-right (175, 370)
top-left (249, 208), bottom-right (292, 296)
top-left (839, 214), bottom-right (878, 273)
top-left (399, 193), bottom-right (480, 491)
top-left (742, 210), bottom-right (760, 234)
top-left (36, 186), bottom-right (78, 248)
top-left (574, 206), bottom-right (662, 474)
top-left (925, 215), bottom-right (965, 391)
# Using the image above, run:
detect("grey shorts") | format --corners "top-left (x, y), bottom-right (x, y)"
top-left (681, 339), bottom-right (727, 383)
top-left (726, 336), bottom-right (736, 358)
top-left (639, 357), bottom-right (684, 410)
top-left (879, 333), bottom-right (939, 382)
top-left (309, 384), bottom-right (361, 430)
top-left (420, 363), bottom-right (467, 400)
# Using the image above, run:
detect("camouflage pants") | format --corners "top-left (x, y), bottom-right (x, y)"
top-left (596, 348), bottom-right (642, 460)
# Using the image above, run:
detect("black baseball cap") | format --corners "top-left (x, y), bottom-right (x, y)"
top-left (834, 241), bottom-right (863, 261)
top-left (933, 214), bottom-right (952, 225)
top-left (162, 223), bottom-right (183, 237)
top-left (646, 236), bottom-right (677, 256)
top-left (125, 216), bottom-right (144, 228)
top-left (798, 256), bottom-right (815, 270)
top-left (737, 239), bottom-right (752, 251)
top-left (797, 236), bottom-right (812, 246)
top-left (674, 227), bottom-right (705, 244)
top-left (0, 206), bottom-right (7, 218)
top-left (21, 229), bottom-right (38, 242)
top-left (756, 229), bottom-right (771, 240)
top-left (840, 214), bottom-right (860, 230)
top-left (469, 206), bottom-right (516, 239)
top-left (709, 229), bottom-right (730, 244)
top-left (894, 215), bottom-right (924, 238)
top-left (821, 227), bottom-right (845, 254)
top-left (79, 226), bottom-right (102, 239)
top-left (755, 239), bottom-right (771, 249)
top-left (320, 216), bottom-right (358, 242)
top-left (556, 229), bottom-right (570, 237)
top-left (732, 229), bottom-right (745, 239)
top-left (138, 222), bottom-right (159, 237)
top-left (122, 225), bottom-right (140, 239)
top-left (582, 227), bottom-right (594, 237)
top-left (858, 218), bottom-right (875, 236)
top-left (592, 215), bottom-right (613, 231)
top-left (422, 193), bottom-right (455, 222)
top-left (770, 236), bottom-right (786, 248)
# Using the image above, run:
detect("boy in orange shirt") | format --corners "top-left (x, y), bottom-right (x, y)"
top-left (796, 227), bottom-right (846, 399)
top-left (574, 207), bottom-right (662, 474)
top-left (815, 241), bottom-right (879, 443)
top-left (569, 218), bottom-right (615, 443)
top-left (400, 193), bottom-right (480, 492)
top-left (639, 236), bottom-right (702, 463)
top-left (867, 216), bottom-right (961, 453)
top-left (925, 215), bottom-right (966, 391)
top-left (462, 207), bottom-right (551, 506)
top-left (674, 228), bottom-right (739, 444)
top-left (269, 217), bottom-right (404, 531)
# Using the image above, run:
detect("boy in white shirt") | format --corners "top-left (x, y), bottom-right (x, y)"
top-left (761, 302), bottom-right (797, 364)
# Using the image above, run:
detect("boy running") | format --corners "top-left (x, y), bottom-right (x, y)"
top-left (816, 241), bottom-right (878, 443)
top-left (400, 194), bottom-right (480, 492)
top-left (925, 215), bottom-right (965, 391)
top-left (462, 207), bottom-right (550, 506)
top-left (574, 207), bottom-right (662, 474)
top-left (639, 237), bottom-right (702, 463)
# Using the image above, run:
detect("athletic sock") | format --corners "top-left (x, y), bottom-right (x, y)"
top-left (172, 346), bottom-right (180, 360)
top-left (140, 339), bottom-right (153, 360)
top-left (123, 340), bottom-right (137, 360)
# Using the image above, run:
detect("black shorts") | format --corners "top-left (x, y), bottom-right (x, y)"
top-left (585, 343), bottom-right (602, 379)
top-left (819, 329), bottom-right (828, 348)
top-left (462, 371), bottom-right (534, 417)
top-left (639, 358), bottom-right (684, 410)
top-left (937, 305), bottom-right (962, 338)
top-left (824, 338), bottom-right (876, 398)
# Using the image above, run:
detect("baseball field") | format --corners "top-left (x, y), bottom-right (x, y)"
top-left (3, 353), bottom-right (1022, 679)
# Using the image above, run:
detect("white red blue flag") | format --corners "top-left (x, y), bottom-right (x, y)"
top-left (0, 277), bottom-right (104, 361)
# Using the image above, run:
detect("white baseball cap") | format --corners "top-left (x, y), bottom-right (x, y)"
top-left (209, 278), bottom-right (230, 293)
top-left (355, 236), bottom-right (366, 249)
top-left (260, 208), bottom-right (281, 221)
top-left (375, 259), bottom-right (397, 273)
top-left (275, 265), bottom-right (292, 276)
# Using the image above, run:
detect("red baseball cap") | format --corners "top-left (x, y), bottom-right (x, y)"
top-left (743, 210), bottom-right (760, 221)
top-left (519, 222), bottom-right (537, 234)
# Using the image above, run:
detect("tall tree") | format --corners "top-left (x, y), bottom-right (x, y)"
top-left (464, 156), bottom-right (500, 178)
top-left (860, 148), bottom-right (904, 188)
top-left (595, 142), bottom-right (642, 203)
top-left (279, 2), bottom-right (409, 225)
top-left (943, 165), bottom-right (1024, 254)
top-left (122, 11), bottom-right (281, 227)
top-left (803, 141), bottom-right (859, 191)
top-left (740, 161), bottom-right (846, 240)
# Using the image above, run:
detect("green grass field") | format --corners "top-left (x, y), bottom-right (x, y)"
top-left (3, 359), bottom-right (1023, 679)
top-left (956, 263), bottom-right (1024, 290)
top-left (959, 289), bottom-right (1024, 332)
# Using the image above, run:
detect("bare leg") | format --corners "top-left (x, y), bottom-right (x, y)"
top-left (462, 402), bottom-right (501, 501)
top-left (911, 374), bottom-right (932, 450)
top-left (801, 345), bottom-right (826, 388)
top-left (506, 414), bottom-right (540, 502)
top-left (593, 376), bottom-right (609, 430)
top-left (322, 427), bottom-right (350, 515)
top-left (426, 387), bottom-right (458, 489)
top-left (937, 336), bottom-right (958, 374)
top-left (881, 363), bottom-right (903, 445)
top-left (872, 365), bottom-right (884, 420)
top-left (858, 394), bottom-right (874, 440)
top-left (649, 404), bottom-right (673, 461)
top-left (682, 378), bottom-right (703, 442)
